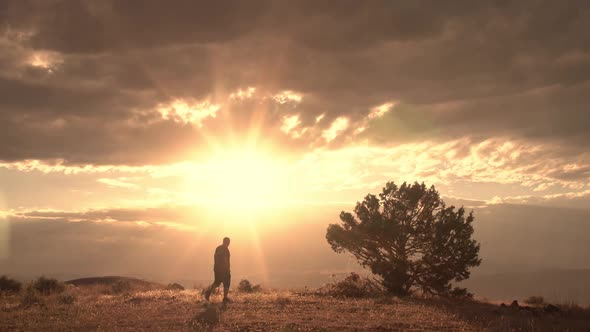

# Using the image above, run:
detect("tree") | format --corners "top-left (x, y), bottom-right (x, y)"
top-left (326, 182), bottom-right (481, 296)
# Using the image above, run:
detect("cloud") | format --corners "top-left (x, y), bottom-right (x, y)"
top-left (273, 90), bottom-right (303, 105)
top-left (368, 102), bottom-right (395, 120)
top-left (488, 189), bottom-right (590, 210)
top-left (8, 206), bottom-right (201, 230)
top-left (26, 50), bottom-right (63, 72)
top-left (0, 0), bottom-right (588, 186)
top-left (229, 87), bottom-right (256, 100)
top-left (97, 177), bottom-right (140, 189)
top-left (322, 117), bottom-right (349, 143)
top-left (2, 137), bottom-right (589, 207)
top-left (3, 1), bottom-right (590, 285)
top-left (0, 159), bottom-right (154, 174)
top-left (156, 99), bottom-right (220, 126)
top-left (280, 114), bottom-right (303, 138)
top-left (1, 0), bottom-right (268, 53)
top-left (296, 138), bottom-right (590, 195)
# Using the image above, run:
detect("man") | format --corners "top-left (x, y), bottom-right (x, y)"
top-left (204, 237), bottom-right (231, 302)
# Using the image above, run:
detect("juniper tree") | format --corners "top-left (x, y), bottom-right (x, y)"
top-left (326, 182), bottom-right (481, 296)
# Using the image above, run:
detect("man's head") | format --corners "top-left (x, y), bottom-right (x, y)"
top-left (222, 237), bottom-right (230, 247)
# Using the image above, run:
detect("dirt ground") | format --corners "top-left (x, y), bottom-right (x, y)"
top-left (1, 289), bottom-right (589, 331)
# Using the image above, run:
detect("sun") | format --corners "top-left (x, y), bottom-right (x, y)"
top-left (185, 147), bottom-right (292, 213)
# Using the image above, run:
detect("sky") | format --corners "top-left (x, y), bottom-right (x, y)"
top-left (1, 1), bottom-right (590, 285)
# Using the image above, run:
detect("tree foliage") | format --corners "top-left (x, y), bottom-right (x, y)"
top-left (326, 182), bottom-right (481, 296)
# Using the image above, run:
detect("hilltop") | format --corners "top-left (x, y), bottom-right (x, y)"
top-left (65, 276), bottom-right (162, 289)
top-left (1, 277), bottom-right (589, 331)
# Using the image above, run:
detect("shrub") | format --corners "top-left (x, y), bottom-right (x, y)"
top-left (32, 276), bottom-right (65, 295)
top-left (237, 279), bottom-right (253, 292)
top-left (322, 272), bottom-right (383, 298)
top-left (21, 285), bottom-right (44, 307)
top-left (111, 280), bottom-right (132, 294)
top-left (274, 295), bottom-right (292, 306)
top-left (166, 282), bottom-right (185, 291)
top-left (237, 279), bottom-right (261, 293)
top-left (524, 295), bottom-right (545, 305)
top-left (57, 292), bottom-right (77, 304)
top-left (0, 275), bottom-right (22, 294)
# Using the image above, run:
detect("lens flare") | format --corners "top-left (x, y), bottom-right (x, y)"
top-left (0, 191), bottom-right (8, 260)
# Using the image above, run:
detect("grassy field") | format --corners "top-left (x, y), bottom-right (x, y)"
top-left (1, 284), bottom-right (589, 331)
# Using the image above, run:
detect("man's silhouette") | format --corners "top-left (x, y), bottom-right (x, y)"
top-left (204, 237), bottom-right (231, 302)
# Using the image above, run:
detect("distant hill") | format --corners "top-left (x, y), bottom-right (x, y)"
top-left (66, 276), bottom-right (162, 289)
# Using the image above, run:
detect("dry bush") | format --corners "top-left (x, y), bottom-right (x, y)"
top-left (21, 285), bottom-right (44, 307)
top-left (111, 280), bottom-right (132, 294)
top-left (0, 275), bottom-right (22, 294)
top-left (274, 295), bottom-right (292, 307)
top-left (57, 292), bottom-right (77, 304)
top-left (524, 295), bottom-right (545, 305)
top-left (237, 279), bottom-right (261, 293)
top-left (166, 282), bottom-right (185, 291)
top-left (320, 272), bottom-right (384, 298)
top-left (32, 276), bottom-right (65, 295)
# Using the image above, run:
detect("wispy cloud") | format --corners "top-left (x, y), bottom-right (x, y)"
top-left (97, 177), bottom-right (140, 189)
top-left (322, 117), bottom-right (349, 143)
top-left (156, 99), bottom-right (220, 127)
top-left (273, 90), bottom-right (303, 104)
top-left (2, 137), bottom-right (589, 207)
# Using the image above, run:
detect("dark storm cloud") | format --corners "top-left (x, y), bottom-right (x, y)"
top-left (0, 0), bottom-right (473, 53)
top-left (1, 0), bottom-right (590, 164)
top-left (1, 0), bottom-right (268, 53)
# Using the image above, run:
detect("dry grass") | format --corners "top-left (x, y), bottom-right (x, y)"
top-left (1, 286), bottom-right (589, 331)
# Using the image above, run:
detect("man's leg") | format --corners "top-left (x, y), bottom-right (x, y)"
top-left (205, 278), bottom-right (221, 301)
top-left (222, 274), bottom-right (231, 301)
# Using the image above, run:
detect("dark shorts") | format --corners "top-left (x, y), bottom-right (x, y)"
top-left (213, 270), bottom-right (231, 288)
